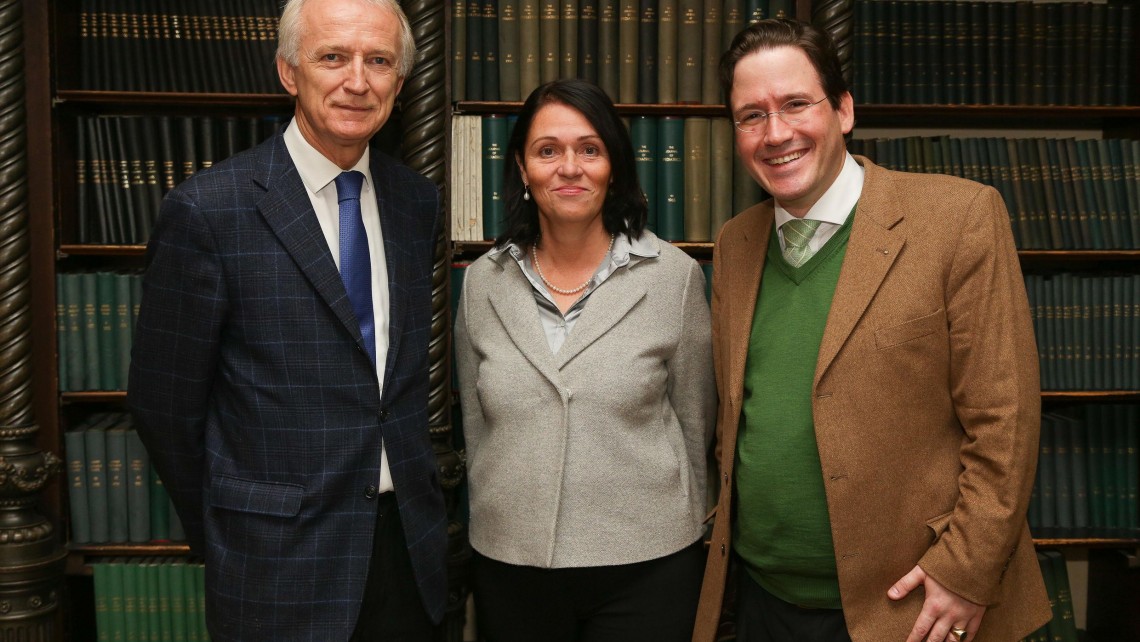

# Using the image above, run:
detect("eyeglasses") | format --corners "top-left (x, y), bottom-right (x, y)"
top-left (732, 97), bottom-right (828, 134)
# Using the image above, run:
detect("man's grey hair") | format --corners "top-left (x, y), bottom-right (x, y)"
top-left (277, 0), bottom-right (418, 78)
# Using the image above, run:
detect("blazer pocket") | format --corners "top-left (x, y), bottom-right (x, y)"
top-left (925, 510), bottom-right (953, 543)
top-left (875, 308), bottom-right (946, 350)
top-left (209, 474), bottom-right (304, 518)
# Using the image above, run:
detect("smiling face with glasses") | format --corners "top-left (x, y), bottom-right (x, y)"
top-left (729, 46), bottom-right (854, 217)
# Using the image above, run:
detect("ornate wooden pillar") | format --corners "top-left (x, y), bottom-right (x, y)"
top-left (0, 0), bottom-right (66, 639)
top-left (400, 0), bottom-right (469, 639)
top-left (811, 0), bottom-right (855, 87)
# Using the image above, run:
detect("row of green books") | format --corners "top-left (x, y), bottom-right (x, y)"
top-left (78, 0), bottom-right (280, 94)
top-left (1030, 406), bottom-right (1140, 536)
top-left (451, 0), bottom-right (793, 104)
top-left (56, 271), bottom-right (142, 393)
top-left (854, 0), bottom-right (1134, 106)
top-left (75, 114), bottom-right (282, 245)
top-left (1020, 550), bottom-right (1079, 642)
top-left (1025, 274), bottom-right (1140, 392)
top-left (65, 412), bottom-right (186, 545)
top-left (93, 558), bottom-right (209, 642)
top-left (450, 114), bottom-right (764, 242)
top-left (849, 136), bottom-right (1140, 251)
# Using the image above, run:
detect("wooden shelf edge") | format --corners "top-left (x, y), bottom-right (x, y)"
top-left (1033, 537), bottom-right (1140, 548)
top-left (61, 391), bottom-right (127, 403)
top-left (55, 90), bottom-right (293, 108)
top-left (66, 544), bottom-right (194, 576)
top-left (1041, 391), bottom-right (1140, 402)
top-left (58, 244), bottom-right (147, 257)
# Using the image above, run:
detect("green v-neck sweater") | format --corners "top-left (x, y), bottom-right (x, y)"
top-left (733, 215), bottom-right (853, 609)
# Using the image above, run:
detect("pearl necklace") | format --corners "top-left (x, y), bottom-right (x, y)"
top-left (532, 234), bottom-right (615, 296)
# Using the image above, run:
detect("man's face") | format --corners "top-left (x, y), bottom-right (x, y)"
top-left (277, 0), bottom-right (406, 167)
top-left (729, 46), bottom-right (854, 217)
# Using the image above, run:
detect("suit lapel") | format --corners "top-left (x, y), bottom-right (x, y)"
top-left (372, 156), bottom-right (410, 391)
top-left (725, 204), bottom-right (773, 412)
top-left (255, 137), bottom-right (367, 352)
top-left (486, 258), bottom-right (564, 389)
top-left (815, 160), bottom-right (905, 385)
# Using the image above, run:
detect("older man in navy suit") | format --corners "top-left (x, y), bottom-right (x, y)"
top-left (127, 0), bottom-right (446, 639)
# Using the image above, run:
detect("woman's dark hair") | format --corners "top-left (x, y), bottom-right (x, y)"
top-left (496, 79), bottom-right (648, 248)
top-left (719, 17), bottom-right (849, 112)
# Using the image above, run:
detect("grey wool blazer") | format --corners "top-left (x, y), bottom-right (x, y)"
top-left (454, 232), bottom-right (716, 568)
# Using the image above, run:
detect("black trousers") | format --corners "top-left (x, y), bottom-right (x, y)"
top-left (735, 567), bottom-right (852, 642)
top-left (472, 540), bottom-right (705, 642)
top-left (350, 492), bottom-right (435, 642)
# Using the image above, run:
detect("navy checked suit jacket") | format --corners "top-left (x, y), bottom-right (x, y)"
top-left (128, 132), bottom-right (448, 641)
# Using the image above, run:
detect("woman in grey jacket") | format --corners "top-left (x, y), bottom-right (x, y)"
top-left (454, 79), bottom-right (717, 642)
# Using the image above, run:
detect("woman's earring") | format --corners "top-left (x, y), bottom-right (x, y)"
top-left (523, 185), bottom-right (531, 201)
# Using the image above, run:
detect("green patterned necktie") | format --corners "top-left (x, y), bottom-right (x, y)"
top-left (781, 218), bottom-right (824, 267)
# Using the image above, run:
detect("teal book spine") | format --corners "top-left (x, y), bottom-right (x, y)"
top-left (81, 271), bottom-right (101, 390)
top-left (183, 561), bottom-right (199, 642)
top-left (499, 0), bottom-right (520, 100)
top-left (94, 563), bottom-right (112, 642)
top-left (709, 118), bottom-right (734, 240)
top-left (56, 273), bottom-right (69, 391)
top-left (1037, 415), bottom-right (1056, 528)
top-left (1086, 406), bottom-right (1105, 529)
top-left (107, 560), bottom-right (128, 642)
top-left (636, 0), bottom-right (657, 103)
top-left (452, 0), bottom-right (467, 100)
top-left (481, 115), bottom-right (508, 241)
top-left (597, 0), bottom-right (619, 102)
top-left (519, 0), bottom-right (541, 95)
top-left (65, 426), bottom-right (91, 544)
top-left (483, 0), bottom-right (501, 100)
top-left (123, 559), bottom-right (142, 642)
top-left (1068, 413), bottom-right (1089, 529)
top-left (126, 429), bottom-right (151, 542)
top-left (167, 560), bottom-right (187, 642)
top-left (64, 273), bottom-right (85, 392)
top-left (657, 116), bottom-right (685, 241)
top-left (106, 424), bottom-right (130, 542)
top-left (465, 0), bottom-right (484, 100)
top-left (85, 420), bottom-right (110, 542)
top-left (1052, 414), bottom-right (1073, 529)
top-left (150, 466), bottom-right (170, 541)
top-left (630, 116), bottom-right (658, 233)
top-left (617, 0), bottom-right (638, 104)
top-left (578, 0), bottom-right (598, 84)
top-left (115, 272), bottom-right (132, 392)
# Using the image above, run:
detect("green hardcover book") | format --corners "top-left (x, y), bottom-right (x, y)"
top-left (1125, 408), bottom-right (1138, 529)
top-left (195, 563), bottom-right (208, 641)
top-left (482, 115), bottom-right (508, 241)
top-left (540, 0), bottom-right (560, 83)
top-left (1042, 2), bottom-right (1060, 106)
top-left (1120, 141), bottom-right (1140, 249)
top-left (578, 0), bottom-right (598, 83)
top-left (700, 0), bottom-right (719, 104)
top-left (630, 116), bottom-right (659, 232)
top-left (896, 1), bottom-right (915, 103)
top-left (676, 0), bottom-right (701, 104)
top-left (1074, 140), bottom-right (1105, 249)
top-left (560, 0), bottom-right (579, 79)
top-left (636, 0), bottom-right (656, 103)
top-left (94, 563), bottom-right (113, 642)
top-left (983, 0), bottom-right (1001, 105)
top-left (519, 0), bottom-right (541, 95)
top-left (1036, 138), bottom-right (1064, 250)
top-left (97, 271), bottom-right (117, 390)
top-left (499, 0), bottom-right (520, 100)
top-left (123, 559), bottom-right (142, 642)
top-left (657, 116), bottom-right (685, 241)
top-left (1088, 141), bottom-right (1119, 249)
top-left (1105, 139), bottom-right (1130, 249)
top-left (183, 561), bottom-right (200, 642)
top-left (108, 560), bottom-right (128, 642)
top-left (166, 559), bottom-right (188, 642)
top-left (1112, 276), bottom-right (1127, 390)
top-left (115, 271), bottom-right (132, 391)
top-left (744, 0), bottom-right (765, 25)
top-left (63, 273), bottom-right (84, 392)
top-left (767, 0), bottom-right (790, 19)
top-left (709, 118), bottom-right (734, 240)
top-left (1038, 414), bottom-right (1056, 528)
top-left (138, 558), bottom-right (160, 642)
top-left (56, 273), bottom-right (69, 392)
top-left (465, 0), bottom-right (484, 100)
top-left (126, 429), bottom-right (151, 543)
top-left (597, 0), bottom-right (619, 101)
top-left (1115, 415), bottom-right (1131, 530)
top-left (65, 423), bottom-right (91, 544)
top-left (657, 0), bottom-right (677, 103)
top-left (156, 558), bottom-right (174, 641)
top-left (1052, 414), bottom-right (1074, 529)
top-left (721, 0), bottom-right (743, 49)
top-left (1086, 407), bottom-right (1106, 529)
top-left (483, 0), bottom-right (501, 100)
top-left (1102, 407), bottom-right (1119, 529)
top-left (1086, 2), bottom-right (1105, 105)
top-left (85, 415), bottom-right (113, 543)
top-left (1046, 550), bottom-right (1079, 642)
top-left (617, 0), bottom-right (638, 103)
top-left (733, 155), bottom-right (763, 215)
top-left (1116, 4), bottom-right (1134, 109)
top-left (452, 0), bottom-right (467, 100)
top-left (1052, 138), bottom-right (1083, 249)
top-left (106, 422), bottom-right (130, 542)
top-left (683, 118), bottom-right (710, 242)
top-left (81, 271), bottom-right (101, 391)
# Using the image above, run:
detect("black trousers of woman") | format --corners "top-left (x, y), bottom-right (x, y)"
top-left (472, 540), bottom-right (706, 642)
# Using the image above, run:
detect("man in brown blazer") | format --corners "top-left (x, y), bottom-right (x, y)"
top-left (693, 18), bottom-right (1052, 642)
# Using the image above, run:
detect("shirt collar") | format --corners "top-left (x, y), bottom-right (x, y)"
top-left (491, 227), bottom-right (661, 268)
top-left (283, 118), bottom-right (371, 194)
top-left (774, 152), bottom-right (864, 229)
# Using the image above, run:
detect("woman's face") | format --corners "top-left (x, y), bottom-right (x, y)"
top-left (517, 102), bottom-right (612, 231)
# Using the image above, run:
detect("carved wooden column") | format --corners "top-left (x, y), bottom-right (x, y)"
top-left (0, 0), bottom-right (66, 639)
top-left (400, 0), bottom-right (469, 639)
top-left (811, 0), bottom-right (854, 87)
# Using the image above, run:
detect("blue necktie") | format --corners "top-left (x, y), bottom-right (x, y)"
top-left (335, 171), bottom-right (375, 366)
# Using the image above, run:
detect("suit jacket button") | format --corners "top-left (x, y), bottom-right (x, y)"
top-left (365, 485), bottom-right (378, 499)
top-left (379, 409), bottom-right (389, 421)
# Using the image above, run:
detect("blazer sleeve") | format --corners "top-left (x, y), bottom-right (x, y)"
top-left (127, 186), bottom-right (226, 554)
top-left (453, 265), bottom-right (486, 459)
top-left (916, 186), bottom-right (1041, 605)
top-left (667, 260), bottom-right (717, 488)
